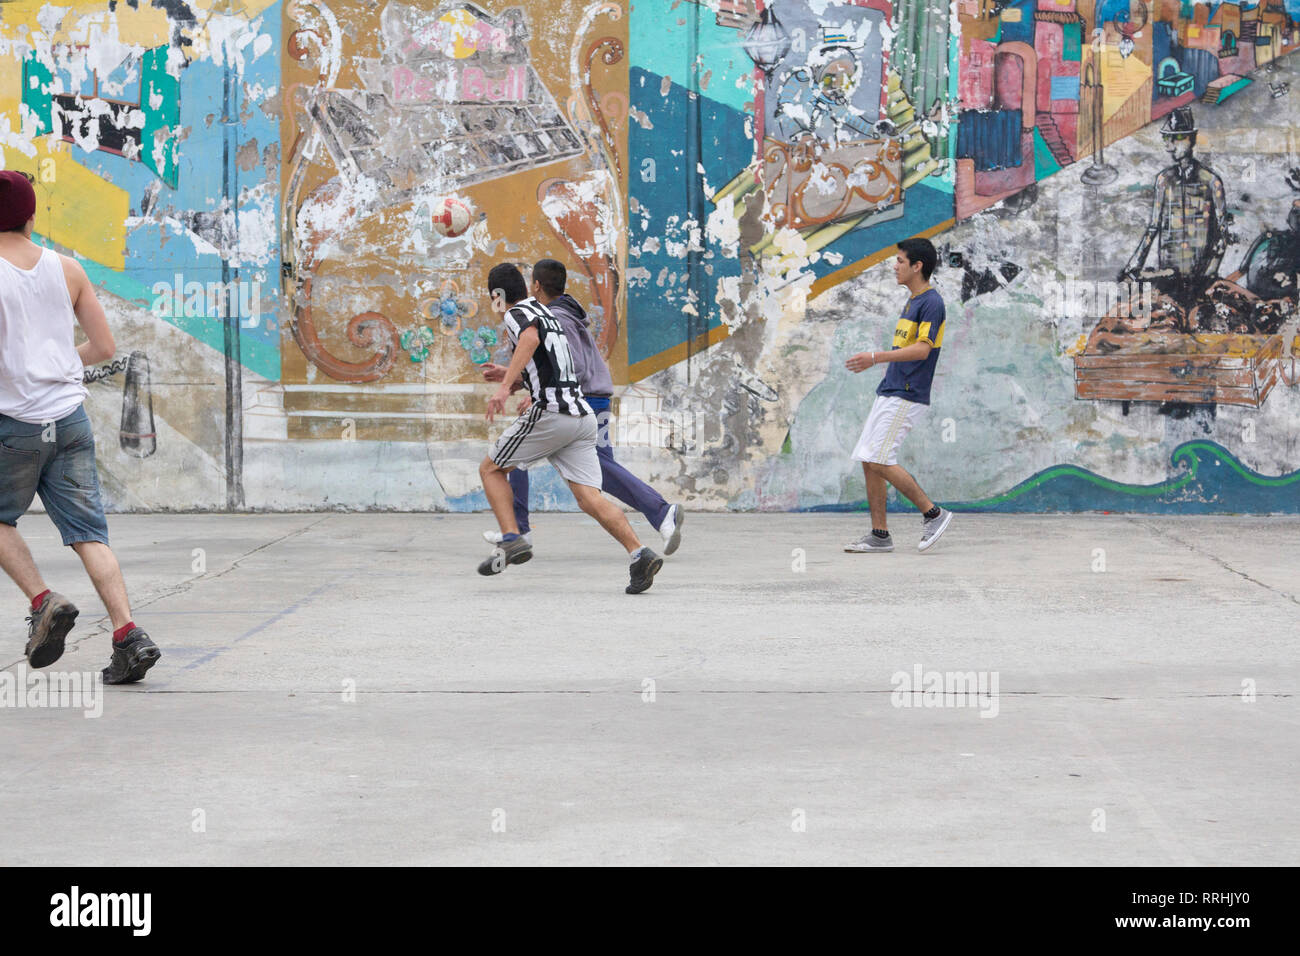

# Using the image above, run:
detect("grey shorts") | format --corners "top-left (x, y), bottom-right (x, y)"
top-left (0, 404), bottom-right (109, 546)
top-left (490, 406), bottom-right (601, 488)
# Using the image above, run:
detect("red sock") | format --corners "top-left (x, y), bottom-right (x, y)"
top-left (31, 589), bottom-right (50, 612)
top-left (113, 621), bottom-right (136, 643)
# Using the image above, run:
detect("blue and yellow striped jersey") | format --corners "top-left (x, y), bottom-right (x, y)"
top-left (877, 288), bottom-right (945, 406)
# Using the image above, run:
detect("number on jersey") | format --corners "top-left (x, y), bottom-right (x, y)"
top-left (544, 328), bottom-right (576, 383)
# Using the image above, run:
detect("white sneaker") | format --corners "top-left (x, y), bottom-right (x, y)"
top-left (660, 504), bottom-right (684, 555)
top-left (483, 530), bottom-right (533, 546)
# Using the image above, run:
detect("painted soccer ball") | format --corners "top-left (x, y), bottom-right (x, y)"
top-left (431, 197), bottom-right (473, 238)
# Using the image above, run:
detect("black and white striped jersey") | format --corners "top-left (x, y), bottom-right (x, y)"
top-left (502, 298), bottom-right (592, 417)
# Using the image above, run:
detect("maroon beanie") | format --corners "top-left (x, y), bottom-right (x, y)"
top-left (0, 171), bottom-right (37, 231)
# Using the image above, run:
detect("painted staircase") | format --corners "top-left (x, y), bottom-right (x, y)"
top-left (1035, 112), bottom-right (1075, 167)
top-left (1203, 74), bottom-right (1253, 104)
top-left (884, 71), bottom-right (945, 188)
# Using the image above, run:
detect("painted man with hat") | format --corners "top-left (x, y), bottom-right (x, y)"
top-left (773, 26), bottom-right (877, 145)
top-left (1118, 106), bottom-right (1229, 308)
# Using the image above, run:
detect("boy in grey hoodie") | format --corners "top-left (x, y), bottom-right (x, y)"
top-left (482, 259), bottom-right (685, 554)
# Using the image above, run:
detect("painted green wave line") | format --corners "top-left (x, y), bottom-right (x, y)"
top-left (1180, 440), bottom-right (1300, 488)
top-left (971, 458), bottom-right (1193, 507)
top-left (965, 441), bottom-right (1300, 509)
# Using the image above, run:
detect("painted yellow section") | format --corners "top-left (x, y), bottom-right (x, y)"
top-left (0, 1), bottom-right (169, 41)
top-left (46, 148), bottom-right (128, 269)
top-left (11, 144), bottom-right (129, 269)
top-left (0, 32), bottom-right (25, 132)
top-left (1101, 49), bottom-right (1153, 122)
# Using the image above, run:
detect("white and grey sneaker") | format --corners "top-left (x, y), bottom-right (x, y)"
top-left (660, 504), bottom-right (684, 556)
top-left (845, 532), bottom-right (894, 553)
top-left (917, 508), bottom-right (953, 552)
top-left (483, 530), bottom-right (532, 546)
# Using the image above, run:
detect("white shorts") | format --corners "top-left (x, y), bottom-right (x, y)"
top-left (852, 395), bottom-right (926, 465)
top-left (490, 406), bottom-right (601, 488)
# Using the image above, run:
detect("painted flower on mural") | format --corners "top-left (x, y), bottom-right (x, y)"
top-left (458, 326), bottom-right (498, 366)
top-left (400, 325), bottom-right (435, 363)
top-left (421, 279), bottom-right (478, 335)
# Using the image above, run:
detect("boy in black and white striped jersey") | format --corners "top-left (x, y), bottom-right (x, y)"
top-left (477, 263), bottom-right (663, 593)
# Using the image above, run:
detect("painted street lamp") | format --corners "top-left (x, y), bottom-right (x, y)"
top-left (1115, 1), bottom-right (1148, 59)
top-left (742, 5), bottom-right (792, 78)
top-left (1080, 38), bottom-right (1118, 185)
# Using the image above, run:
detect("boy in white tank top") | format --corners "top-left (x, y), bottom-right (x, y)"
top-left (0, 170), bottom-right (160, 683)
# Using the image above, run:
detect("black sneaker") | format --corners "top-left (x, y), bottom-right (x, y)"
top-left (626, 548), bottom-right (663, 594)
top-left (25, 592), bottom-right (79, 669)
top-left (103, 628), bottom-right (161, 685)
top-left (477, 535), bottom-right (533, 575)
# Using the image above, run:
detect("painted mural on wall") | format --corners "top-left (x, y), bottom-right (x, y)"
top-left (2, 1), bottom-right (1297, 513)
top-left (279, 0), bottom-right (628, 455)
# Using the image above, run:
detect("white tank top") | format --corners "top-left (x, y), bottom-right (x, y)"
top-left (0, 246), bottom-right (88, 424)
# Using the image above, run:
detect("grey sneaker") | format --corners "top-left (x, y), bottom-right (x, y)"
top-left (477, 535), bottom-right (533, 575)
top-left (659, 504), bottom-right (684, 556)
top-left (918, 508), bottom-right (954, 552)
top-left (845, 533), bottom-right (894, 553)
top-left (25, 592), bottom-right (79, 668)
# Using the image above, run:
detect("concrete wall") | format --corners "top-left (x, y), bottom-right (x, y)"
top-left (3, 0), bottom-right (1298, 514)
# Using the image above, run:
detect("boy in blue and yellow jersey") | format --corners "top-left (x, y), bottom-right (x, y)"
top-left (843, 238), bottom-right (954, 553)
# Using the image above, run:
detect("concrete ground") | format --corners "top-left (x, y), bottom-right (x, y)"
top-left (1, 512), bottom-right (1296, 866)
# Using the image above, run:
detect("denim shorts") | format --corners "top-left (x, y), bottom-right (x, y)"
top-left (0, 404), bottom-right (109, 546)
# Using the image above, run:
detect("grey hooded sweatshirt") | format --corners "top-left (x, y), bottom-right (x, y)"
top-left (544, 294), bottom-right (614, 397)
